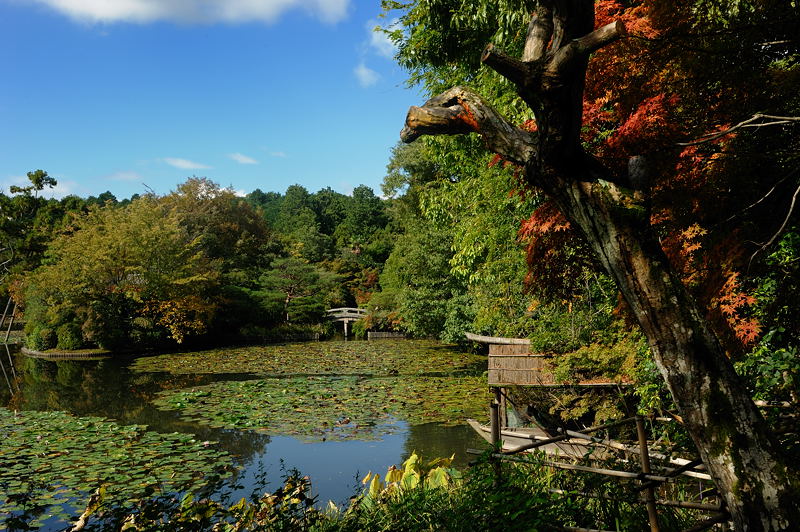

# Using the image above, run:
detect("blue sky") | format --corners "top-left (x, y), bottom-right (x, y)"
top-left (0, 0), bottom-right (421, 199)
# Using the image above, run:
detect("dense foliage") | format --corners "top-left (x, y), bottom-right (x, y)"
top-left (2, 3), bottom-right (796, 438)
top-left (369, 0), bottom-right (800, 425)
top-left (2, 177), bottom-right (395, 350)
top-left (4, 1), bottom-right (799, 528)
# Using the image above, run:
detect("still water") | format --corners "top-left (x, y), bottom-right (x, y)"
top-left (1, 341), bottom-right (487, 529)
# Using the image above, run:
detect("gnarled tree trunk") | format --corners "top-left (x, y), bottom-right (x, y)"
top-left (399, 1), bottom-right (799, 530)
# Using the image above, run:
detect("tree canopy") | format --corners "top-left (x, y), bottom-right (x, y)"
top-left (385, 0), bottom-right (799, 528)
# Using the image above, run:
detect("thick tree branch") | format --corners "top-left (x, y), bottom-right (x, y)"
top-left (548, 21), bottom-right (627, 78)
top-left (401, 87), bottom-right (537, 165)
top-left (481, 44), bottom-right (535, 88)
top-left (523, 3), bottom-right (554, 61)
top-left (484, 22), bottom-right (625, 92)
top-left (401, 105), bottom-right (474, 142)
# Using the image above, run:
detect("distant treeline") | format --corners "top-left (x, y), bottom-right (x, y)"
top-left (2, 173), bottom-right (392, 351)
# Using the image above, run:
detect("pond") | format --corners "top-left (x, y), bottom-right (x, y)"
top-left (0, 340), bottom-right (489, 530)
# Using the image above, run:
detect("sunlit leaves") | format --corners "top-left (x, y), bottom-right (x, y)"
top-left (23, 195), bottom-right (220, 348)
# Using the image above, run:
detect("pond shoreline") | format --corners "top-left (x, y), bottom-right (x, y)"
top-left (21, 346), bottom-right (113, 360)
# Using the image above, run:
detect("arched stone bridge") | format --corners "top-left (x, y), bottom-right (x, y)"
top-left (326, 307), bottom-right (366, 338)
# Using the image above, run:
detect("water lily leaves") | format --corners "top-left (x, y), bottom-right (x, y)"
top-left (0, 408), bottom-right (231, 527)
top-left (130, 340), bottom-right (485, 377)
top-left (151, 375), bottom-right (489, 441)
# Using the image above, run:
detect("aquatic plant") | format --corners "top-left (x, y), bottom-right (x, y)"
top-left (129, 340), bottom-right (485, 377)
top-left (152, 375), bottom-right (489, 441)
top-left (0, 408), bottom-right (231, 529)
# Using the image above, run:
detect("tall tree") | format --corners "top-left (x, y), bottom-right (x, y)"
top-left (0, 170), bottom-right (60, 278)
top-left (395, 1), bottom-right (798, 529)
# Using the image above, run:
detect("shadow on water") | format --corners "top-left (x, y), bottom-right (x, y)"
top-left (2, 344), bottom-right (487, 525)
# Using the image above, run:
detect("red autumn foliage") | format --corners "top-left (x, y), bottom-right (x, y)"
top-left (606, 94), bottom-right (682, 155)
top-left (516, 0), bottom-right (789, 352)
top-left (519, 200), bottom-right (570, 239)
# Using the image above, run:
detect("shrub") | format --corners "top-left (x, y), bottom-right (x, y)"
top-left (56, 323), bottom-right (84, 350)
top-left (27, 326), bottom-right (56, 351)
top-left (351, 319), bottom-right (368, 339)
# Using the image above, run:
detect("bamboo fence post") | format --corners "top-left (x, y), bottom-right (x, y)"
top-left (637, 415), bottom-right (660, 532)
top-left (490, 387), bottom-right (502, 481)
top-left (499, 386), bottom-right (508, 427)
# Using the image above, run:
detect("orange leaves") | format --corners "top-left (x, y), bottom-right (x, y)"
top-left (657, 219), bottom-right (761, 349)
top-left (595, 1), bottom-right (658, 40)
top-left (714, 272), bottom-right (761, 346)
top-left (659, 223), bottom-right (707, 286)
top-left (518, 201), bottom-right (597, 300)
top-left (679, 224), bottom-right (706, 256)
top-left (520, 119), bottom-right (538, 133)
top-left (518, 201), bottom-right (570, 239)
top-left (733, 321), bottom-right (762, 346)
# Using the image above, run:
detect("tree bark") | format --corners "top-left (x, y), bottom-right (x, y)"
top-left (399, 2), bottom-right (799, 530)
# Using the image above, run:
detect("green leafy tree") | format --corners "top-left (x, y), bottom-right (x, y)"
top-left (334, 185), bottom-right (388, 250)
top-left (379, 221), bottom-right (468, 340)
top-left (1, 170), bottom-right (62, 280)
top-left (258, 257), bottom-right (340, 323)
top-left (387, 0), bottom-right (800, 526)
top-left (246, 189), bottom-right (283, 227)
top-left (311, 186), bottom-right (349, 236)
top-left (23, 195), bottom-right (219, 349)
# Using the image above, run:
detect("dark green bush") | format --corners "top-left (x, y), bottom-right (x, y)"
top-left (56, 323), bottom-right (83, 350)
top-left (26, 326), bottom-right (56, 351)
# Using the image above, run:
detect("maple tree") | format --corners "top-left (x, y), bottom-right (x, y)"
top-left (388, 0), bottom-right (800, 529)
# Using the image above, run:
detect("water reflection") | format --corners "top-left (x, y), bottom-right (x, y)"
top-left (3, 350), bottom-right (485, 508)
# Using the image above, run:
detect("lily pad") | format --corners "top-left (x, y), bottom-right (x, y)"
top-left (130, 339), bottom-right (485, 377)
top-left (151, 375), bottom-right (489, 441)
top-left (0, 408), bottom-right (231, 528)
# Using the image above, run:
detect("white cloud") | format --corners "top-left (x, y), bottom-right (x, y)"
top-left (336, 181), bottom-right (353, 196)
top-left (107, 170), bottom-right (143, 181)
top-left (233, 189), bottom-right (247, 197)
top-left (229, 152), bottom-right (259, 165)
top-left (367, 18), bottom-right (398, 58)
top-left (163, 157), bottom-right (211, 170)
top-left (354, 62), bottom-right (379, 87)
top-left (269, 151), bottom-right (287, 158)
top-left (31, 0), bottom-right (350, 24)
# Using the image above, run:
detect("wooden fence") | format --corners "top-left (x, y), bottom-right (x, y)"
top-left (468, 403), bottom-right (726, 532)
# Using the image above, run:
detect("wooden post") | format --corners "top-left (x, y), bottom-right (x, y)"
top-left (499, 387), bottom-right (508, 428)
top-left (490, 387), bottom-right (502, 481)
top-left (636, 415), bottom-right (660, 532)
top-left (343, 320), bottom-right (349, 339)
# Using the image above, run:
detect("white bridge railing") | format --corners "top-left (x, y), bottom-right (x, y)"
top-left (326, 308), bottom-right (366, 338)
